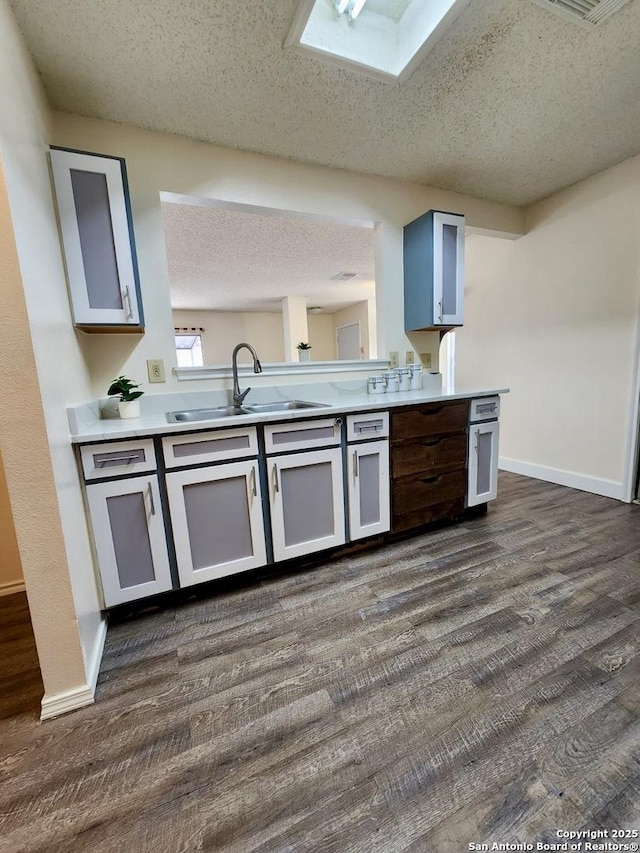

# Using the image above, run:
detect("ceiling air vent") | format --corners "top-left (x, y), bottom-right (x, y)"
top-left (529, 0), bottom-right (633, 27)
top-left (330, 271), bottom-right (358, 281)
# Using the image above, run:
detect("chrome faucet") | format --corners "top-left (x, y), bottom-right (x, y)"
top-left (232, 343), bottom-right (262, 409)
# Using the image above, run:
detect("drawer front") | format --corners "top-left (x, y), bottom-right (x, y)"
top-left (81, 439), bottom-right (156, 481)
top-left (264, 417), bottom-right (342, 453)
top-left (392, 433), bottom-right (467, 478)
top-left (347, 412), bottom-right (389, 442)
top-left (392, 468), bottom-right (466, 517)
top-left (391, 401), bottom-right (468, 441)
top-left (163, 427), bottom-right (258, 468)
top-left (470, 396), bottom-right (500, 422)
top-left (392, 498), bottom-right (465, 533)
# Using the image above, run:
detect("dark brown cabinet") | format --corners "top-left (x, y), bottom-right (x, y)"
top-left (390, 400), bottom-right (469, 532)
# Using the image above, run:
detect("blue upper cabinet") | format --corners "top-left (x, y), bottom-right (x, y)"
top-left (49, 147), bottom-right (144, 333)
top-left (403, 209), bottom-right (465, 331)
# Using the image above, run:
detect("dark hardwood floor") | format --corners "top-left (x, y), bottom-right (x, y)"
top-left (0, 472), bottom-right (638, 852)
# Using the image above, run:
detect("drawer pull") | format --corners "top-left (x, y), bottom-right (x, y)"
top-left (419, 406), bottom-right (443, 416)
top-left (419, 438), bottom-right (442, 448)
top-left (96, 453), bottom-right (141, 465)
top-left (419, 474), bottom-right (442, 485)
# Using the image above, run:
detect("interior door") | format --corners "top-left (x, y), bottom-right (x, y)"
top-left (336, 322), bottom-right (361, 360)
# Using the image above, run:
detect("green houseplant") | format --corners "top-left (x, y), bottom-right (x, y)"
top-left (296, 342), bottom-right (312, 362)
top-left (107, 375), bottom-right (144, 419)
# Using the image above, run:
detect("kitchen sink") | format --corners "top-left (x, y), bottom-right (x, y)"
top-left (166, 400), bottom-right (328, 423)
top-left (243, 400), bottom-right (328, 413)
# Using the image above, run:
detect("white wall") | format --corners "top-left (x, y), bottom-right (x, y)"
top-left (307, 314), bottom-right (335, 360)
top-left (173, 309), bottom-right (285, 364)
top-left (0, 0), bottom-right (103, 709)
top-left (51, 112), bottom-right (524, 398)
top-left (457, 154), bottom-right (640, 499)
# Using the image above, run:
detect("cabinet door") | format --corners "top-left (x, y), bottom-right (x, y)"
top-left (433, 212), bottom-right (464, 326)
top-left (348, 440), bottom-right (390, 541)
top-left (86, 475), bottom-right (172, 607)
top-left (166, 460), bottom-right (266, 586)
top-left (468, 421), bottom-right (500, 506)
top-left (49, 148), bottom-right (143, 329)
top-left (268, 448), bottom-right (345, 562)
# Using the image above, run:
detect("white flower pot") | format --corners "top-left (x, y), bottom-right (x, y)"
top-left (118, 399), bottom-right (141, 419)
top-left (298, 350), bottom-right (311, 362)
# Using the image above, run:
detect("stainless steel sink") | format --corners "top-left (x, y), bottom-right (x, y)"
top-left (243, 400), bottom-right (327, 413)
top-left (166, 400), bottom-right (328, 423)
top-left (166, 406), bottom-right (249, 423)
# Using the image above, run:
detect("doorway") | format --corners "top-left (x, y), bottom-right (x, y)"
top-left (336, 322), bottom-right (361, 360)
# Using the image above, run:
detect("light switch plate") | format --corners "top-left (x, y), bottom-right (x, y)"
top-left (147, 358), bottom-right (166, 383)
top-left (389, 351), bottom-right (399, 369)
top-left (405, 351), bottom-right (415, 365)
top-left (420, 352), bottom-right (432, 368)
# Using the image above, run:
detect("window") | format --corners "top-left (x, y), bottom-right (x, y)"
top-left (175, 334), bottom-right (204, 367)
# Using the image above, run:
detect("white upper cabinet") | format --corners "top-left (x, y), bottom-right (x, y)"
top-left (49, 147), bottom-right (144, 332)
top-left (404, 209), bottom-right (465, 330)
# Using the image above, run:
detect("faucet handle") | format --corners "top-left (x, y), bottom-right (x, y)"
top-left (238, 386), bottom-right (251, 405)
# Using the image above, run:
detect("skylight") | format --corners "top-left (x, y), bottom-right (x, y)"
top-left (285, 0), bottom-right (473, 82)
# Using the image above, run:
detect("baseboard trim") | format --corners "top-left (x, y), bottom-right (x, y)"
top-left (0, 580), bottom-right (26, 597)
top-left (41, 684), bottom-right (95, 720)
top-left (499, 457), bottom-right (626, 501)
top-left (40, 617), bottom-right (107, 721)
top-left (86, 617), bottom-right (108, 695)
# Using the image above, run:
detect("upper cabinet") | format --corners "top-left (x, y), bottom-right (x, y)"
top-left (403, 209), bottom-right (464, 331)
top-left (49, 147), bottom-right (144, 333)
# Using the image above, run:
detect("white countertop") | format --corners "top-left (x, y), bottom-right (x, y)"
top-left (68, 381), bottom-right (508, 444)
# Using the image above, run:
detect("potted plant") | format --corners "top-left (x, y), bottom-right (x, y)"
top-left (296, 342), bottom-right (312, 362)
top-left (107, 375), bottom-right (144, 419)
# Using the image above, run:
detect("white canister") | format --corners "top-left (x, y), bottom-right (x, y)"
top-left (367, 376), bottom-right (387, 395)
top-left (410, 364), bottom-right (422, 391)
top-left (383, 371), bottom-right (399, 393)
top-left (396, 368), bottom-right (411, 392)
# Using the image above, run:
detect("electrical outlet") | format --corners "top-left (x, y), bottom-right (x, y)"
top-left (420, 352), bottom-right (432, 369)
top-left (147, 358), bottom-right (166, 383)
top-left (389, 351), bottom-right (399, 369)
top-left (405, 351), bottom-right (415, 365)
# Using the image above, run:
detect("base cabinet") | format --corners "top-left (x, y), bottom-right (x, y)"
top-left (268, 448), bottom-right (345, 562)
top-left (347, 440), bottom-right (390, 540)
top-left (468, 421), bottom-right (500, 506)
top-left (86, 475), bottom-right (172, 607)
top-left (166, 459), bottom-right (266, 587)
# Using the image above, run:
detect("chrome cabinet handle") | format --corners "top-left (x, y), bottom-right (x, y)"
top-left (272, 464), bottom-right (279, 494)
top-left (95, 454), bottom-right (140, 465)
top-left (353, 450), bottom-right (358, 478)
top-left (147, 483), bottom-right (156, 516)
top-left (123, 286), bottom-right (133, 320)
top-left (334, 417), bottom-right (343, 430)
top-left (250, 466), bottom-right (257, 497)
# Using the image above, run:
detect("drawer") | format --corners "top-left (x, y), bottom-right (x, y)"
top-left (347, 411), bottom-right (389, 442)
top-left (163, 426), bottom-right (258, 468)
top-left (264, 417), bottom-right (342, 454)
top-left (80, 439), bottom-right (156, 481)
top-left (392, 433), bottom-right (467, 478)
top-left (470, 396), bottom-right (500, 423)
top-left (392, 467), bottom-right (466, 517)
top-left (392, 498), bottom-right (465, 533)
top-left (391, 401), bottom-right (468, 441)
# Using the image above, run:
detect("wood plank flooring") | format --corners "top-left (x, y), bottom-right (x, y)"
top-left (0, 472), bottom-right (638, 852)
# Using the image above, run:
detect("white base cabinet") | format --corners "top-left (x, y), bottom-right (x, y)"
top-left (86, 475), bottom-right (172, 607)
top-left (347, 440), bottom-right (390, 541)
top-left (166, 459), bottom-right (266, 586)
top-left (268, 448), bottom-right (345, 562)
top-left (468, 421), bottom-right (500, 506)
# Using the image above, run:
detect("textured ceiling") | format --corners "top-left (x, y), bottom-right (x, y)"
top-left (10, 0), bottom-right (640, 205)
top-left (161, 203), bottom-right (375, 313)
